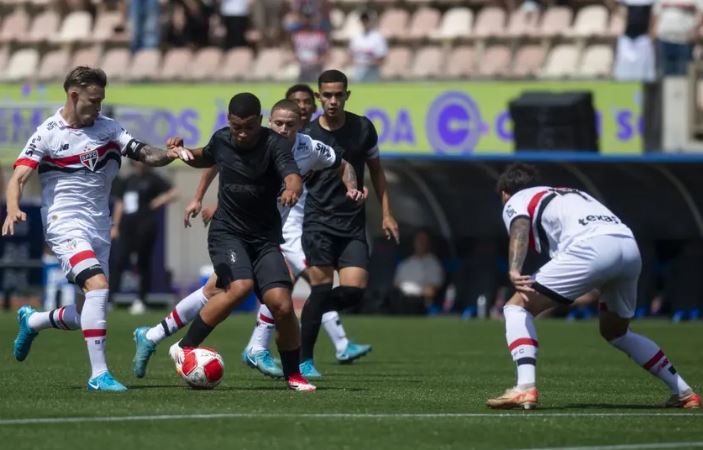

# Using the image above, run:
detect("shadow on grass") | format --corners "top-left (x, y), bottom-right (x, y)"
top-left (543, 403), bottom-right (663, 410)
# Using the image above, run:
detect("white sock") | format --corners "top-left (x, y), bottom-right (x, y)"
top-left (81, 289), bottom-right (109, 379)
top-left (322, 311), bottom-right (349, 353)
top-left (146, 287), bottom-right (208, 344)
top-left (504, 304), bottom-right (538, 389)
top-left (609, 330), bottom-right (692, 395)
top-left (247, 304), bottom-right (275, 354)
top-left (28, 304), bottom-right (81, 331)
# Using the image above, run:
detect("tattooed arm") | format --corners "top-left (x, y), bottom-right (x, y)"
top-left (508, 217), bottom-right (534, 293)
top-left (137, 143), bottom-right (181, 167)
top-left (340, 161), bottom-right (367, 204)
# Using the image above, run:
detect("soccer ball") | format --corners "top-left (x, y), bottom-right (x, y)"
top-left (179, 347), bottom-right (225, 389)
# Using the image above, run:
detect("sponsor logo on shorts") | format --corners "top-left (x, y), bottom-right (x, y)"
top-left (230, 250), bottom-right (237, 264)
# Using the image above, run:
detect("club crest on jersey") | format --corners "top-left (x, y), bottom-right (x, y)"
top-left (80, 148), bottom-right (99, 171)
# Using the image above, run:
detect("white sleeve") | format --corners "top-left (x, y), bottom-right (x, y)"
top-left (306, 136), bottom-right (337, 171)
top-left (110, 120), bottom-right (140, 157)
top-left (502, 192), bottom-right (530, 234)
top-left (14, 128), bottom-right (48, 170)
top-left (373, 34), bottom-right (388, 59)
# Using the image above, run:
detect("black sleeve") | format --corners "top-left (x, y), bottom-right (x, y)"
top-left (201, 134), bottom-right (217, 166)
top-left (271, 135), bottom-right (300, 179)
top-left (362, 117), bottom-right (380, 159)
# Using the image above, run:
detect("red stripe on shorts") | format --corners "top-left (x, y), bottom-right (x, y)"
top-left (83, 329), bottom-right (107, 338)
top-left (69, 250), bottom-right (97, 267)
top-left (508, 338), bottom-right (539, 352)
top-left (644, 350), bottom-right (665, 370)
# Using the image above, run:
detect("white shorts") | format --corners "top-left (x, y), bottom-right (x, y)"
top-left (533, 235), bottom-right (641, 319)
top-left (45, 225), bottom-right (111, 286)
top-left (281, 225), bottom-right (306, 278)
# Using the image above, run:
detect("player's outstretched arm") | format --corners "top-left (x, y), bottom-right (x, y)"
top-left (508, 217), bottom-right (534, 293)
top-left (280, 173), bottom-right (303, 207)
top-left (366, 157), bottom-right (399, 243)
top-left (2, 165), bottom-right (33, 236)
top-left (163, 136), bottom-right (213, 168)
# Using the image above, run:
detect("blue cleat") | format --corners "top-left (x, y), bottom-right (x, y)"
top-left (241, 348), bottom-right (256, 368)
top-left (336, 341), bottom-right (372, 364)
top-left (132, 327), bottom-right (157, 378)
top-left (299, 359), bottom-right (322, 378)
top-left (251, 350), bottom-right (284, 379)
top-left (87, 371), bottom-right (127, 392)
top-left (14, 305), bottom-right (38, 362)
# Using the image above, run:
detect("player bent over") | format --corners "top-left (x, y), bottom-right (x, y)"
top-left (486, 163), bottom-right (700, 410)
top-left (131, 99), bottom-right (367, 379)
top-left (166, 93), bottom-right (315, 391)
top-left (3, 67), bottom-right (185, 392)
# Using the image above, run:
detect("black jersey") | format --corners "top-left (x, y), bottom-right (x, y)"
top-left (201, 126), bottom-right (300, 242)
top-left (303, 112), bottom-right (379, 237)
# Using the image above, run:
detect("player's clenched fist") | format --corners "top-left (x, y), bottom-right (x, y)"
top-left (2, 208), bottom-right (27, 236)
top-left (280, 189), bottom-right (299, 207)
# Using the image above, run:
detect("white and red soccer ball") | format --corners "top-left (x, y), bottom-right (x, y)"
top-left (179, 347), bottom-right (225, 389)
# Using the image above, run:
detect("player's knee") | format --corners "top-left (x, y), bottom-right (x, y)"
top-left (79, 269), bottom-right (108, 292)
top-left (269, 299), bottom-right (293, 320)
top-left (223, 279), bottom-right (254, 302)
top-left (599, 314), bottom-right (629, 341)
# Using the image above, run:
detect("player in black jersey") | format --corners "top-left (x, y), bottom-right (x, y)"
top-left (298, 70), bottom-right (400, 377)
top-left (167, 92), bottom-right (316, 391)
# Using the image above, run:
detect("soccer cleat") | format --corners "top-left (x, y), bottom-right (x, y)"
top-left (336, 341), bottom-right (372, 364)
top-left (132, 327), bottom-right (157, 378)
top-left (241, 348), bottom-right (256, 368)
top-left (486, 386), bottom-right (539, 410)
top-left (299, 359), bottom-right (322, 378)
top-left (287, 373), bottom-right (317, 392)
top-left (664, 391), bottom-right (701, 409)
top-left (248, 350), bottom-right (284, 378)
top-left (169, 341), bottom-right (193, 376)
top-left (14, 305), bottom-right (38, 362)
top-left (87, 372), bottom-right (128, 392)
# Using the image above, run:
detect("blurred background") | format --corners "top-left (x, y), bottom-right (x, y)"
top-left (1, 0), bottom-right (703, 322)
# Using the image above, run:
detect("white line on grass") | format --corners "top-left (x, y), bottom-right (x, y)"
top-left (0, 412), bottom-right (701, 425)
top-left (514, 442), bottom-right (703, 450)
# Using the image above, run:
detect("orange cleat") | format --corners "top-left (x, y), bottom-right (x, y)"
top-left (287, 373), bottom-right (317, 392)
top-left (486, 386), bottom-right (539, 410)
top-left (664, 391), bottom-right (701, 409)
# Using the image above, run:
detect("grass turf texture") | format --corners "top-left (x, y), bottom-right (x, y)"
top-left (0, 310), bottom-right (701, 450)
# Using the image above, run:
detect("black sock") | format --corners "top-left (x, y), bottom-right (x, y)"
top-left (179, 314), bottom-right (214, 348)
top-left (300, 283), bottom-right (333, 361)
top-left (279, 347), bottom-right (301, 379)
top-left (330, 286), bottom-right (365, 311)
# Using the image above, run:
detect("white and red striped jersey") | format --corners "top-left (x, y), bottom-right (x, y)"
top-left (14, 109), bottom-right (137, 233)
top-left (502, 186), bottom-right (634, 258)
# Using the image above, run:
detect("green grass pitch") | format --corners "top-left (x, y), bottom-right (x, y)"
top-left (0, 310), bottom-right (701, 449)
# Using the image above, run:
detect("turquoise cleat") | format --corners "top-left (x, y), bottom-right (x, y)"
top-left (299, 359), bottom-right (322, 378)
top-left (87, 372), bottom-right (128, 392)
top-left (14, 305), bottom-right (38, 362)
top-left (132, 327), bottom-right (157, 378)
top-left (251, 350), bottom-right (284, 379)
top-left (336, 341), bottom-right (372, 364)
top-left (241, 348), bottom-right (256, 368)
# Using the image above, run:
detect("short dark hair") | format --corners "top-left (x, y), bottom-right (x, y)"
top-left (496, 163), bottom-right (541, 195)
top-left (228, 92), bottom-right (261, 118)
top-left (285, 84), bottom-right (315, 100)
top-left (63, 66), bottom-right (107, 92)
top-left (271, 99), bottom-right (300, 115)
top-left (318, 69), bottom-right (348, 90)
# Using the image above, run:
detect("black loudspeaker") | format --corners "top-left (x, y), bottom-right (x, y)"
top-left (509, 91), bottom-right (599, 152)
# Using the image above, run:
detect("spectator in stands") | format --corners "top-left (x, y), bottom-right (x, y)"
top-left (290, 9), bottom-right (329, 81)
top-left (651, 0), bottom-right (703, 76)
top-left (220, 0), bottom-right (250, 48)
top-left (610, 0), bottom-right (656, 81)
top-left (166, 0), bottom-right (213, 48)
top-left (291, 0), bottom-right (332, 33)
top-left (349, 10), bottom-right (388, 83)
top-left (129, 0), bottom-right (161, 52)
top-left (252, 0), bottom-right (287, 47)
top-left (391, 230), bottom-right (444, 315)
top-left (110, 161), bottom-right (178, 314)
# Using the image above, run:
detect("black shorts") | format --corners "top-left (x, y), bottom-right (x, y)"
top-left (208, 231), bottom-right (292, 297)
top-left (302, 229), bottom-right (368, 270)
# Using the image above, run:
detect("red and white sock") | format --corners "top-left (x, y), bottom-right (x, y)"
top-left (609, 330), bottom-right (692, 395)
top-left (28, 304), bottom-right (81, 331)
top-left (504, 304), bottom-right (539, 389)
top-left (81, 289), bottom-right (109, 379)
top-left (322, 311), bottom-right (349, 353)
top-left (246, 304), bottom-right (275, 354)
top-left (146, 287), bottom-right (208, 344)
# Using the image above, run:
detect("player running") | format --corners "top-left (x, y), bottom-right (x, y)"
top-left (297, 70), bottom-right (399, 378)
top-left (162, 93), bottom-right (316, 391)
top-left (486, 163), bottom-right (700, 410)
top-left (4, 66), bottom-right (185, 392)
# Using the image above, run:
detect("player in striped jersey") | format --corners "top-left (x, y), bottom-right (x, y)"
top-left (3, 67), bottom-right (186, 392)
top-left (486, 163), bottom-right (700, 410)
